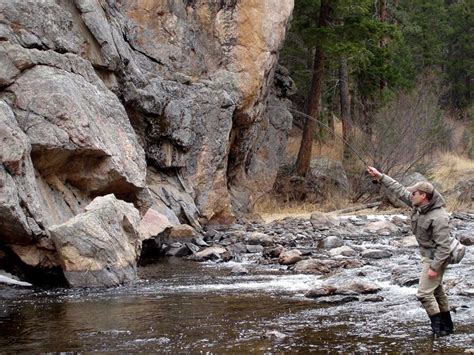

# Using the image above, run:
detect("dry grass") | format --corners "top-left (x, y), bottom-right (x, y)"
top-left (254, 191), bottom-right (351, 221)
top-left (255, 193), bottom-right (405, 223)
top-left (431, 152), bottom-right (474, 190)
top-left (431, 152), bottom-right (474, 210)
top-left (286, 119), bottom-right (344, 161)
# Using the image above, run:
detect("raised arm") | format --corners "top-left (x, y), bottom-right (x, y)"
top-left (367, 166), bottom-right (412, 207)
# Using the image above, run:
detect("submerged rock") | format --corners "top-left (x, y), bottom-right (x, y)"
top-left (305, 285), bottom-right (338, 298)
top-left (265, 330), bottom-right (289, 340)
top-left (230, 264), bottom-right (249, 276)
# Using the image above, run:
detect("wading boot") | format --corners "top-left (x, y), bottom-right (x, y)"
top-left (429, 313), bottom-right (449, 337)
top-left (440, 311), bottom-right (454, 335)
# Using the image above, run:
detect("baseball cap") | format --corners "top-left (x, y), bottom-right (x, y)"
top-left (407, 181), bottom-right (434, 194)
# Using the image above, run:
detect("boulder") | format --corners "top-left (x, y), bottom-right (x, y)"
top-left (329, 245), bottom-right (356, 257)
top-left (337, 282), bottom-right (382, 295)
top-left (364, 220), bottom-right (400, 235)
top-left (226, 242), bottom-right (247, 256)
top-left (10, 65), bottom-right (146, 193)
top-left (458, 233), bottom-right (474, 246)
top-left (246, 245), bottom-right (265, 254)
top-left (8, 243), bottom-right (58, 268)
top-left (138, 208), bottom-right (173, 240)
top-left (245, 232), bottom-right (275, 246)
top-left (309, 157), bottom-right (350, 197)
top-left (305, 282), bottom-right (381, 298)
top-left (165, 243), bottom-right (192, 257)
top-left (293, 259), bottom-right (337, 274)
top-left (169, 224), bottom-right (196, 240)
top-left (310, 212), bottom-right (341, 230)
top-left (49, 195), bottom-right (142, 287)
top-left (391, 266), bottom-right (419, 287)
top-left (451, 177), bottom-right (474, 208)
top-left (318, 236), bottom-right (344, 250)
top-left (278, 249), bottom-right (303, 265)
top-left (190, 246), bottom-right (229, 262)
top-left (361, 249), bottom-right (393, 259)
top-left (390, 215), bottom-right (409, 227)
top-left (338, 258), bottom-right (364, 269)
top-left (264, 245), bottom-right (285, 258)
top-left (192, 236), bottom-right (209, 247)
top-left (390, 235), bottom-right (418, 248)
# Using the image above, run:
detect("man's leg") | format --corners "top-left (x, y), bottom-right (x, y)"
top-left (434, 284), bottom-right (449, 313)
top-left (434, 279), bottom-right (454, 334)
top-left (416, 260), bottom-right (448, 337)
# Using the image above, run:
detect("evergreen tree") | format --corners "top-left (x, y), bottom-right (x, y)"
top-left (444, 0), bottom-right (473, 111)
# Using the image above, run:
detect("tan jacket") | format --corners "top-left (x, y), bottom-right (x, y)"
top-left (380, 174), bottom-right (451, 271)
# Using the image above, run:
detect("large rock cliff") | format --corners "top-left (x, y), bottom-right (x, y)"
top-left (0, 0), bottom-right (294, 279)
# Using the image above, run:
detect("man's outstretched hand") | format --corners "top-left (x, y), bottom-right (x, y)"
top-left (367, 166), bottom-right (382, 181)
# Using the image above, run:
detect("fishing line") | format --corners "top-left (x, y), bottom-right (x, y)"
top-left (267, 105), bottom-right (372, 167)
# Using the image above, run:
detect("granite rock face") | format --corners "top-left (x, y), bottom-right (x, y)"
top-left (0, 0), bottom-right (294, 284)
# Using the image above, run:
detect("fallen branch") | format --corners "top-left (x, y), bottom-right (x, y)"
top-left (330, 202), bottom-right (381, 214)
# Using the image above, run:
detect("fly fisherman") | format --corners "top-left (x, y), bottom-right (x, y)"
top-left (366, 166), bottom-right (453, 337)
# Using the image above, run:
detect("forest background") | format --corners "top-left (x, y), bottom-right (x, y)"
top-left (258, 0), bottom-right (473, 216)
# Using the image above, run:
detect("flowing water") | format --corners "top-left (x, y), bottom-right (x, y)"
top-left (1, 218), bottom-right (473, 353)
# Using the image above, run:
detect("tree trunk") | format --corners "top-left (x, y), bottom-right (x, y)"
top-left (327, 112), bottom-right (335, 140)
top-left (339, 56), bottom-right (351, 159)
top-left (295, 0), bottom-right (331, 176)
top-left (378, 0), bottom-right (388, 90)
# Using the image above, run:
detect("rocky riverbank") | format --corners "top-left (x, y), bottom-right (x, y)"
top-left (142, 211), bottom-right (474, 302)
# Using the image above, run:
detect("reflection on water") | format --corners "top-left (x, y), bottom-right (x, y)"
top-left (1, 258), bottom-right (473, 353)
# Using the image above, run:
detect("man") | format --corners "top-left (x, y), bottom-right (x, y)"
top-left (366, 166), bottom-right (453, 337)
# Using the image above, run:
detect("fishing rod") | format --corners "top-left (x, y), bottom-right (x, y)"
top-left (268, 105), bottom-right (373, 168)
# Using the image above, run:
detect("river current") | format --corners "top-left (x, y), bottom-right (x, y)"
top-left (1, 214), bottom-right (473, 353)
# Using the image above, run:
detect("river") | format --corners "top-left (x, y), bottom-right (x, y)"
top-left (1, 214), bottom-right (473, 353)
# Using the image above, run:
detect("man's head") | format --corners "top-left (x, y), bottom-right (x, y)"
top-left (407, 181), bottom-right (434, 206)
